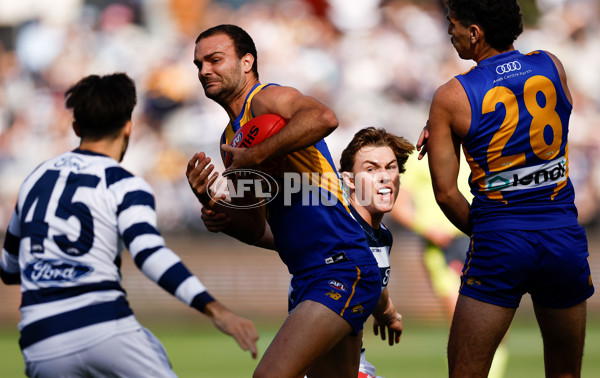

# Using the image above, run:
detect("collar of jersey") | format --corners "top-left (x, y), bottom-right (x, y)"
top-left (72, 148), bottom-right (110, 158)
top-left (478, 50), bottom-right (521, 67)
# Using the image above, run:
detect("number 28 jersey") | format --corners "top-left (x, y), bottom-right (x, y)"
top-left (456, 50), bottom-right (578, 232)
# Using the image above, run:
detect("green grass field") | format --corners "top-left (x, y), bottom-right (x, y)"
top-left (1, 316), bottom-right (599, 377)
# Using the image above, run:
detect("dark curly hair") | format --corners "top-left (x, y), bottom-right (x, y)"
top-left (65, 73), bottom-right (137, 140)
top-left (447, 0), bottom-right (523, 51)
top-left (340, 127), bottom-right (414, 174)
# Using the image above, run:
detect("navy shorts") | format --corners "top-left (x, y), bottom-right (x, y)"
top-left (288, 262), bottom-right (381, 335)
top-left (460, 225), bottom-right (594, 308)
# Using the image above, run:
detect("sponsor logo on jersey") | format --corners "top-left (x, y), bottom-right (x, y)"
top-left (54, 155), bottom-right (88, 170)
top-left (328, 279), bottom-right (348, 292)
top-left (495, 61), bottom-right (521, 74)
top-left (484, 156), bottom-right (567, 192)
top-left (325, 251), bottom-right (349, 265)
top-left (370, 246), bottom-right (390, 267)
top-left (325, 290), bottom-right (342, 300)
top-left (24, 258), bottom-right (93, 282)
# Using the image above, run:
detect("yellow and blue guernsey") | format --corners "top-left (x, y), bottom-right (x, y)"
top-left (456, 50), bottom-right (578, 232)
top-left (221, 83), bottom-right (376, 275)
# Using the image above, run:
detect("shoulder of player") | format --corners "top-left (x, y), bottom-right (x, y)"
top-left (429, 78), bottom-right (471, 139)
top-left (252, 85), bottom-right (318, 116)
top-left (536, 49), bottom-right (572, 104)
top-left (253, 84), bottom-right (298, 103)
top-left (104, 165), bottom-right (154, 195)
top-left (256, 84), bottom-right (301, 98)
top-left (431, 78), bottom-right (466, 114)
top-left (538, 50), bottom-right (566, 73)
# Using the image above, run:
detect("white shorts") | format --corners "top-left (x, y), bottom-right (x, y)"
top-left (25, 328), bottom-right (177, 378)
top-left (359, 348), bottom-right (387, 378)
top-left (359, 349), bottom-right (377, 378)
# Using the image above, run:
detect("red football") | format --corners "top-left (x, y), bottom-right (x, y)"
top-left (224, 114), bottom-right (286, 169)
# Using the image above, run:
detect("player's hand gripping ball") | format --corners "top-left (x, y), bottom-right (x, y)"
top-left (224, 114), bottom-right (286, 173)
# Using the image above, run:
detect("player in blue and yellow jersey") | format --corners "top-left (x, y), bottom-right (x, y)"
top-left (339, 127), bottom-right (414, 378)
top-left (421, 0), bottom-right (595, 376)
top-left (390, 153), bottom-right (509, 378)
top-left (0, 73), bottom-right (258, 377)
top-left (186, 24), bottom-right (381, 378)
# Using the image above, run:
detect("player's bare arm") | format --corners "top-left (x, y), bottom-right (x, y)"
top-left (372, 288), bottom-right (403, 346)
top-left (544, 50), bottom-right (573, 105)
top-left (187, 152), bottom-right (219, 206)
top-left (208, 201), bottom-right (266, 245)
top-left (416, 122), bottom-right (430, 160)
top-left (427, 79), bottom-right (473, 235)
top-left (200, 206), bottom-right (230, 233)
top-left (186, 152), bottom-right (266, 244)
top-left (201, 205), bottom-right (276, 250)
top-left (204, 301), bottom-right (259, 359)
top-left (224, 85), bottom-right (338, 170)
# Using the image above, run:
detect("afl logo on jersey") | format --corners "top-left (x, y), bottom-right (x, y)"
top-left (24, 258), bottom-right (93, 283)
top-left (328, 280), bottom-right (348, 292)
top-left (496, 61), bottom-right (521, 74)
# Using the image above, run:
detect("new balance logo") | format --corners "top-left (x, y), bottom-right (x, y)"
top-left (325, 290), bottom-right (342, 300)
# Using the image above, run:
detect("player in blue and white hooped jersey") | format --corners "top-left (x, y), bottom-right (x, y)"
top-left (339, 127), bottom-right (414, 378)
top-left (0, 73), bottom-right (258, 377)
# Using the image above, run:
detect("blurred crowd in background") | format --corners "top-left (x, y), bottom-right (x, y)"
top-left (0, 0), bottom-right (598, 234)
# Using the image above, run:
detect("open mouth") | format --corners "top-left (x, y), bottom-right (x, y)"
top-left (377, 188), bottom-right (392, 203)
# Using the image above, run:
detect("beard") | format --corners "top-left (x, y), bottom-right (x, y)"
top-left (202, 63), bottom-right (245, 104)
top-left (203, 78), bottom-right (240, 105)
top-left (203, 83), bottom-right (227, 102)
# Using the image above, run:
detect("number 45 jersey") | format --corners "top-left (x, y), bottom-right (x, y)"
top-left (1, 149), bottom-right (212, 362)
top-left (456, 50), bottom-right (578, 232)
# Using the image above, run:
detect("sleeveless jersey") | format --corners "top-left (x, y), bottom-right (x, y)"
top-left (349, 205), bottom-right (393, 291)
top-left (1, 149), bottom-right (214, 361)
top-left (456, 50), bottom-right (578, 231)
top-left (221, 83), bottom-right (375, 275)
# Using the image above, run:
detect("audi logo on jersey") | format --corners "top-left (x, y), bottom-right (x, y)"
top-left (496, 61), bottom-right (522, 74)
